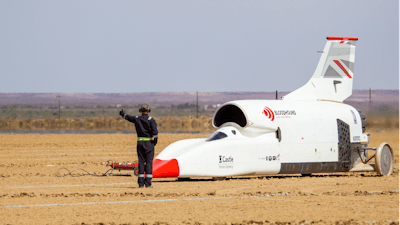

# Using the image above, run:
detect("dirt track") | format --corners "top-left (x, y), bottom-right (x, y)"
top-left (0, 131), bottom-right (398, 224)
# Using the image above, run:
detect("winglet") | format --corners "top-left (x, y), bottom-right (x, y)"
top-left (327, 37), bottom-right (359, 41)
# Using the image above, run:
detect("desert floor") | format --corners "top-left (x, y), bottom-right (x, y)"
top-left (0, 130), bottom-right (398, 225)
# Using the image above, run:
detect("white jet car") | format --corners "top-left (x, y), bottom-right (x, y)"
top-left (151, 36), bottom-right (394, 179)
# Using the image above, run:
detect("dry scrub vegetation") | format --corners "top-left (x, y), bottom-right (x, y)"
top-left (0, 116), bottom-right (215, 132)
top-left (0, 116), bottom-right (398, 132)
top-left (366, 116), bottom-right (399, 131)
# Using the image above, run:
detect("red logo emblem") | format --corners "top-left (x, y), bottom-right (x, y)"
top-left (262, 107), bottom-right (275, 121)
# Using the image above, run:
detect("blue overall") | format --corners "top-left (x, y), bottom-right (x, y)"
top-left (123, 113), bottom-right (158, 187)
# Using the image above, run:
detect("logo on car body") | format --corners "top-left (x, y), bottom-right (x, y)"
top-left (350, 110), bottom-right (357, 124)
top-left (265, 154), bottom-right (280, 161)
top-left (219, 155), bottom-right (233, 163)
top-left (263, 107), bottom-right (297, 120)
top-left (262, 107), bottom-right (275, 121)
top-left (219, 155), bottom-right (234, 169)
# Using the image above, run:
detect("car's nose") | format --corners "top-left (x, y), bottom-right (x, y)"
top-left (152, 158), bottom-right (180, 178)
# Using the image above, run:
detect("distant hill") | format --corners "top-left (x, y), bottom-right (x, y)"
top-left (0, 90), bottom-right (398, 107)
top-left (0, 90), bottom-right (397, 119)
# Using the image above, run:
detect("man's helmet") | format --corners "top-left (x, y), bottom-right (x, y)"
top-left (139, 104), bottom-right (151, 113)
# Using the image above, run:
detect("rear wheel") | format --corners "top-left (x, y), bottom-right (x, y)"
top-left (375, 143), bottom-right (394, 176)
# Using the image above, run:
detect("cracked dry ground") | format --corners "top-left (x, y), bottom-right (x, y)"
top-left (0, 131), bottom-right (398, 225)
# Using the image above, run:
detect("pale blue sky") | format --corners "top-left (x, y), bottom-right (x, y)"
top-left (0, 1), bottom-right (398, 93)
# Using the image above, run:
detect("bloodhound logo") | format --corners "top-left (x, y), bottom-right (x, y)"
top-left (262, 106), bottom-right (275, 121)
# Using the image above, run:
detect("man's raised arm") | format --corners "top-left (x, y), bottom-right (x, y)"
top-left (119, 109), bottom-right (137, 123)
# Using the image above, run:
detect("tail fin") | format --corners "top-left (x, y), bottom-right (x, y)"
top-left (283, 37), bottom-right (358, 102)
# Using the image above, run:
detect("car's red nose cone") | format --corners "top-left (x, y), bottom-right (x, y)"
top-left (153, 159), bottom-right (180, 178)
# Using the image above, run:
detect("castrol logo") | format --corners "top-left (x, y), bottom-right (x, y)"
top-left (262, 106), bottom-right (275, 121)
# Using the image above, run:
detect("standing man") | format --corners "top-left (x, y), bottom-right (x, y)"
top-left (119, 104), bottom-right (158, 188)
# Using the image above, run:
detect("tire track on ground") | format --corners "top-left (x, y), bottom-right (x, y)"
top-left (0, 182), bottom-right (135, 189)
top-left (0, 189), bottom-right (400, 201)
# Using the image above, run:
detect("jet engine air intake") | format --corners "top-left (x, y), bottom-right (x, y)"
top-left (213, 104), bottom-right (247, 128)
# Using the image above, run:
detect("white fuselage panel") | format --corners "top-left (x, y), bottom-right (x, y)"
top-left (156, 100), bottom-right (363, 177)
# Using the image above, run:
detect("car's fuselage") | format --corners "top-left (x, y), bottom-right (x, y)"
top-left (153, 100), bottom-right (368, 178)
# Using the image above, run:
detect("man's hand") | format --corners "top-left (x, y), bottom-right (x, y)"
top-left (119, 109), bottom-right (125, 117)
top-left (153, 137), bottom-right (158, 146)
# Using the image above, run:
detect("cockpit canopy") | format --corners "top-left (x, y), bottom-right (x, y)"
top-left (213, 104), bottom-right (246, 128)
top-left (206, 132), bottom-right (228, 142)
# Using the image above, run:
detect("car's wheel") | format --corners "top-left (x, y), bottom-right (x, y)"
top-left (375, 142), bottom-right (394, 176)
